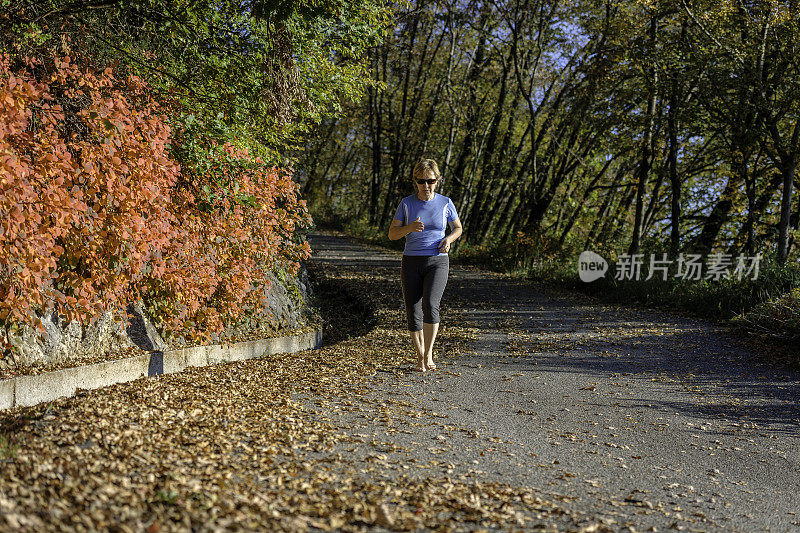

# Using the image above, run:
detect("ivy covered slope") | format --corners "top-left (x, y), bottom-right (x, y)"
top-left (0, 0), bottom-right (391, 363)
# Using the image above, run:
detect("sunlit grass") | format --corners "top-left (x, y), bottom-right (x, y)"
top-left (0, 434), bottom-right (19, 459)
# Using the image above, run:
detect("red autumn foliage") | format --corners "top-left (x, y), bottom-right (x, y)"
top-left (0, 53), bottom-right (312, 355)
top-left (144, 140), bottom-right (313, 339)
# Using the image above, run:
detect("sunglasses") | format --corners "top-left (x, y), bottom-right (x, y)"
top-left (416, 179), bottom-right (437, 185)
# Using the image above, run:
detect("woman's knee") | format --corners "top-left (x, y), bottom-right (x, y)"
top-left (407, 305), bottom-right (423, 331)
top-left (422, 301), bottom-right (441, 324)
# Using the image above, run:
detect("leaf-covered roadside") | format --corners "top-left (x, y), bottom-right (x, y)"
top-left (0, 257), bottom-right (591, 532)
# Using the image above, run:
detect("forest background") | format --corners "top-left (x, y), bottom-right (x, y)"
top-left (299, 0), bottom-right (800, 345)
top-left (1, 0), bottom-right (798, 361)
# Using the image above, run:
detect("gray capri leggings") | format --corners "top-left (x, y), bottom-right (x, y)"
top-left (400, 254), bottom-right (449, 331)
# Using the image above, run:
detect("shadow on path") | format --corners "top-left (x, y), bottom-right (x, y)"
top-left (310, 231), bottom-right (800, 434)
top-left (304, 231), bottom-right (800, 532)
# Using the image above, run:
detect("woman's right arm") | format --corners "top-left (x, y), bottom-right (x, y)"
top-left (388, 219), bottom-right (410, 240)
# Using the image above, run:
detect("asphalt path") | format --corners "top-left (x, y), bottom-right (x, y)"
top-left (299, 232), bottom-right (800, 532)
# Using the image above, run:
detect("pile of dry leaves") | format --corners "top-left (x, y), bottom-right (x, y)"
top-left (0, 257), bottom-right (593, 532)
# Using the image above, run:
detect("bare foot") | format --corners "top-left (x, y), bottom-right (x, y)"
top-left (414, 355), bottom-right (426, 372)
top-left (425, 356), bottom-right (437, 371)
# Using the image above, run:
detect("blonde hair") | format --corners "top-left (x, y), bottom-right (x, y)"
top-left (413, 158), bottom-right (441, 182)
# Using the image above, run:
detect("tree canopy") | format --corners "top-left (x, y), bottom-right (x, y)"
top-left (2, 0), bottom-right (391, 161)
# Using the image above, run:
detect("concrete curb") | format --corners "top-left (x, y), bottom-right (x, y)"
top-left (0, 327), bottom-right (323, 411)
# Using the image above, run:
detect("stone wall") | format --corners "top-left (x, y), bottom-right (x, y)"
top-left (4, 265), bottom-right (313, 369)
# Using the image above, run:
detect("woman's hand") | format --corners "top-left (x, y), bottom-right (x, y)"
top-left (438, 239), bottom-right (451, 253)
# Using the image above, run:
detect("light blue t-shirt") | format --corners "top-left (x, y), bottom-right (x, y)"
top-left (393, 193), bottom-right (459, 256)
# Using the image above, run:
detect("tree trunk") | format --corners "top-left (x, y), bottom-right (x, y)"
top-left (776, 151), bottom-right (797, 263)
top-left (601, 182), bottom-right (637, 246)
top-left (449, 5), bottom-right (490, 207)
top-left (558, 156), bottom-right (616, 246)
top-left (667, 19), bottom-right (688, 257)
top-left (691, 172), bottom-right (743, 256)
top-left (628, 15), bottom-right (659, 255)
top-left (368, 53), bottom-right (382, 225)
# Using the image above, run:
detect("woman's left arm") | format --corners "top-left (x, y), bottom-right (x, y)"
top-left (439, 217), bottom-right (463, 253)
